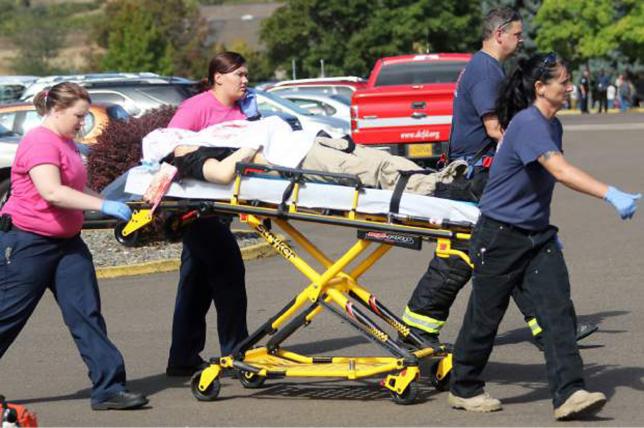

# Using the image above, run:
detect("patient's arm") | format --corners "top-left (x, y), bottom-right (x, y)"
top-left (202, 147), bottom-right (262, 184)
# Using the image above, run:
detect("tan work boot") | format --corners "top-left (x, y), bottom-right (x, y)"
top-left (448, 392), bottom-right (502, 412)
top-left (554, 389), bottom-right (607, 421)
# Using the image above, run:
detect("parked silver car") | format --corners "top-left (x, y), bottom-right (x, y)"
top-left (277, 92), bottom-right (351, 122)
top-left (256, 90), bottom-right (350, 138)
top-left (21, 73), bottom-right (198, 117)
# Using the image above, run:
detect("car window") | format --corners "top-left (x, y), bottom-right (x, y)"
top-left (106, 105), bottom-right (130, 121)
top-left (89, 91), bottom-right (141, 116)
top-left (134, 85), bottom-right (194, 105)
top-left (374, 61), bottom-right (468, 86)
top-left (330, 94), bottom-right (351, 105)
top-left (0, 112), bottom-right (16, 132)
top-left (22, 110), bottom-right (43, 134)
top-left (321, 102), bottom-right (337, 116)
top-left (257, 100), bottom-right (283, 113)
top-left (0, 85), bottom-right (26, 104)
top-left (81, 112), bottom-right (95, 137)
top-left (289, 99), bottom-right (328, 116)
top-left (334, 87), bottom-right (355, 98)
top-left (0, 122), bottom-right (14, 137)
top-left (258, 91), bottom-right (313, 116)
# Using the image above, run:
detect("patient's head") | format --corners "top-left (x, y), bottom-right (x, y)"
top-left (208, 51), bottom-right (249, 103)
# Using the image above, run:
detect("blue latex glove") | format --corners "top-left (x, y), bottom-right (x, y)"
top-left (101, 200), bottom-right (132, 221)
top-left (239, 88), bottom-right (259, 118)
top-left (604, 186), bottom-right (641, 220)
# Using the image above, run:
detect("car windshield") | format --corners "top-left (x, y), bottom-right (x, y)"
top-left (330, 94), bottom-right (351, 105)
top-left (258, 90), bottom-right (313, 116)
top-left (0, 123), bottom-right (15, 137)
top-left (375, 61), bottom-right (468, 86)
top-left (106, 105), bottom-right (130, 121)
top-left (134, 85), bottom-right (197, 105)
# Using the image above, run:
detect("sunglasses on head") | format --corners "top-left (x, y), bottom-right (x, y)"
top-left (536, 52), bottom-right (558, 78)
top-left (496, 14), bottom-right (521, 31)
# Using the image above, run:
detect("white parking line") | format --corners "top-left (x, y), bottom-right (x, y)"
top-left (564, 123), bottom-right (644, 131)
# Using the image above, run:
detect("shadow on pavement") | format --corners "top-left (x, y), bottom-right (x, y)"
top-left (494, 310), bottom-right (629, 348)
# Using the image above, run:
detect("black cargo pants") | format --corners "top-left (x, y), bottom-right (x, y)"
top-left (450, 215), bottom-right (584, 407)
top-left (403, 168), bottom-right (537, 334)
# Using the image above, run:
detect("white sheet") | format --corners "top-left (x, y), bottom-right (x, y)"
top-left (124, 166), bottom-right (480, 226)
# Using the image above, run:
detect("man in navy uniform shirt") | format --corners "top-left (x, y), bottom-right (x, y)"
top-left (400, 7), bottom-right (597, 351)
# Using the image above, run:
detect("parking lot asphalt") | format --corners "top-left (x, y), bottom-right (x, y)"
top-left (1, 112), bottom-right (642, 426)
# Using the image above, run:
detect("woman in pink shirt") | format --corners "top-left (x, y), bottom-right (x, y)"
top-left (0, 82), bottom-right (147, 410)
top-left (164, 52), bottom-right (255, 377)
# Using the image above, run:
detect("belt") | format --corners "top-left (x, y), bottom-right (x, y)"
top-left (480, 215), bottom-right (538, 236)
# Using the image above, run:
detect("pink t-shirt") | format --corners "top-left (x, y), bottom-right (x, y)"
top-left (1, 127), bottom-right (87, 237)
top-left (168, 90), bottom-right (246, 131)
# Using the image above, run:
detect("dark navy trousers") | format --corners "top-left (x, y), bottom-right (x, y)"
top-left (167, 216), bottom-right (248, 368)
top-left (0, 230), bottom-right (126, 404)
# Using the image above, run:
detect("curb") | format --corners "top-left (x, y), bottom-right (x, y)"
top-left (558, 107), bottom-right (644, 115)
top-left (96, 238), bottom-right (279, 280)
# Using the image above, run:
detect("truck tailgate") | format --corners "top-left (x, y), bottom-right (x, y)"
top-left (351, 84), bottom-right (455, 158)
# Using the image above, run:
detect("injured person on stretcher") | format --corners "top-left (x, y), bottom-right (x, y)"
top-left (141, 115), bottom-right (467, 197)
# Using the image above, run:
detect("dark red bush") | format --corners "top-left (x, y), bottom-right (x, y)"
top-left (88, 105), bottom-right (178, 192)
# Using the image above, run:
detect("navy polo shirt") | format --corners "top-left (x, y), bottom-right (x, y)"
top-left (479, 106), bottom-right (563, 230)
top-left (449, 50), bottom-right (505, 160)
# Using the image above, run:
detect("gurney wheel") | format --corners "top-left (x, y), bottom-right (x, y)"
top-left (114, 222), bottom-right (140, 247)
top-left (390, 380), bottom-right (419, 405)
top-left (238, 370), bottom-right (266, 389)
top-left (429, 360), bottom-right (450, 392)
top-left (190, 371), bottom-right (221, 401)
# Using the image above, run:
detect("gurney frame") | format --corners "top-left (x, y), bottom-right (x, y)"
top-left (119, 163), bottom-right (474, 404)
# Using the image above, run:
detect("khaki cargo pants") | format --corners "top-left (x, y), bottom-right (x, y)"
top-left (299, 137), bottom-right (466, 195)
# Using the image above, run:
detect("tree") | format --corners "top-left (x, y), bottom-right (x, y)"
top-left (260, 0), bottom-right (481, 78)
top-left (95, 0), bottom-right (211, 78)
top-left (535, 0), bottom-right (644, 68)
top-left (8, 5), bottom-right (67, 74)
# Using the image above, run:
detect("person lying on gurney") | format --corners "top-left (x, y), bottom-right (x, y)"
top-left (141, 116), bottom-right (466, 197)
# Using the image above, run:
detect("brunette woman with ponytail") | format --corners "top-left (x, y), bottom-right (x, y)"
top-left (448, 53), bottom-right (640, 420)
top-left (0, 82), bottom-right (147, 410)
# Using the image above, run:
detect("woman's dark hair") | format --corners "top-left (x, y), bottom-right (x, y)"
top-left (495, 52), bottom-right (567, 129)
top-left (207, 51), bottom-right (247, 87)
top-left (33, 82), bottom-right (91, 116)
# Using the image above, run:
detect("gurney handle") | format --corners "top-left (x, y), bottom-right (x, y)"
top-left (235, 162), bottom-right (365, 190)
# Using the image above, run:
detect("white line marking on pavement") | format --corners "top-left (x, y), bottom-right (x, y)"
top-left (564, 123), bottom-right (644, 132)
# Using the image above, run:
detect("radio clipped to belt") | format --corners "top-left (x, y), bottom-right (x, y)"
top-left (0, 214), bottom-right (12, 232)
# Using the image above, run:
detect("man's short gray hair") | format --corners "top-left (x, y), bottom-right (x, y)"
top-left (482, 7), bottom-right (522, 40)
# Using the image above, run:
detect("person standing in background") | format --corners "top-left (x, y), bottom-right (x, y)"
top-left (579, 69), bottom-right (590, 113)
top-left (596, 69), bottom-right (610, 113)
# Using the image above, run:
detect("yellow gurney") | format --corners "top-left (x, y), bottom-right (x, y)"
top-left (119, 163), bottom-right (478, 404)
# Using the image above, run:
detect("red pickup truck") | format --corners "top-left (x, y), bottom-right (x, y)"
top-left (350, 53), bottom-right (471, 165)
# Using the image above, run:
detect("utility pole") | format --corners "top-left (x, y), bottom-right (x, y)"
top-left (320, 59), bottom-right (325, 77)
top-left (291, 59), bottom-right (297, 80)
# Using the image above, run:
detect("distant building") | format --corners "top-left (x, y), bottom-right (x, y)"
top-left (200, 2), bottom-right (282, 50)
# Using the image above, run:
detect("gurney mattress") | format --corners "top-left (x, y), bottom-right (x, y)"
top-left (124, 166), bottom-right (480, 225)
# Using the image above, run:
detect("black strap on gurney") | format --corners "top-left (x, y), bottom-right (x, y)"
top-left (388, 169), bottom-right (436, 216)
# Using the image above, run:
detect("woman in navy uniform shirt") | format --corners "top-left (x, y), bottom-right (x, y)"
top-left (447, 53), bottom-right (640, 420)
